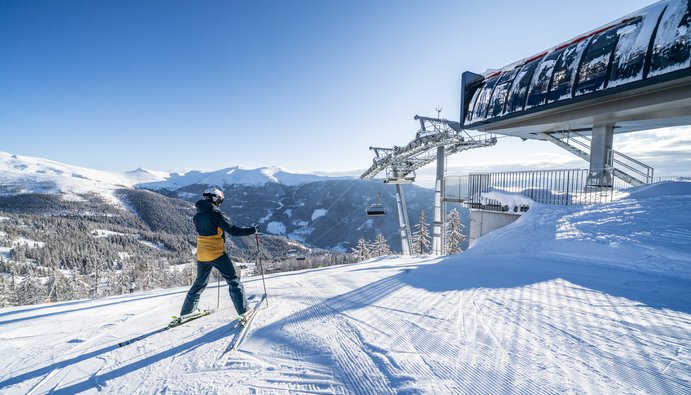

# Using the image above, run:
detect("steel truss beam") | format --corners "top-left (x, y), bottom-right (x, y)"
top-left (361, 116), bottom-right (497, 181)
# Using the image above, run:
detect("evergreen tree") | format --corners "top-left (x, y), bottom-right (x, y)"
top-left (70, 274), bottom-right (91, 301)
top-left (444, 208), bottom-right (465, 254)
top-left (181, 263), bottom-right (197, 285)
top-left (351, 238), bottom-right (370, 261)
top-left (0, 273), bottom-right (18, 307)
top-left (412, 209), bottom-right (431, 255)
top-left (370, 234), bottom-right (392, 257)
top-left (17, 272), bottom-right (48, 305)
top-left (46, 269), bottom-right (72, 302)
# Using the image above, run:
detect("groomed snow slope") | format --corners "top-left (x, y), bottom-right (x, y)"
top-left (1, 182), bottom-right (690, 394)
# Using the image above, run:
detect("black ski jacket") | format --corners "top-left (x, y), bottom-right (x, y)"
top-left (193, 199), bottom-right (255, 261)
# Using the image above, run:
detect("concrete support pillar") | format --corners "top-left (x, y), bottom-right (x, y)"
top-left (432, 146), bottom-right (445, 255)
top-left (587, 124), bottom-right (614, 187)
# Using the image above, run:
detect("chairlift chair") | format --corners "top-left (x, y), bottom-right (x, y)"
top-left (366, 192), bottom-right (387, 217)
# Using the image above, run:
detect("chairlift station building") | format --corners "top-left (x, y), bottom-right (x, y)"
top-left (363, 0), bottom-right (691, 255)
top-left (462, 0), bottom-right (691, 186)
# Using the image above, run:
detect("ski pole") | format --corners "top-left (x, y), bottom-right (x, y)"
top-left (217, 270), bottom-right (220, 309)
top-left (255, 230), bottom-right (268, 306)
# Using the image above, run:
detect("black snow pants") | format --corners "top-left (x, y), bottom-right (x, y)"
top-left (180, 253), bottom-right (248, 316)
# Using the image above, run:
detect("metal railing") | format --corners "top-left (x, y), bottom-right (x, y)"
top-left (446, 169), bottom-right (629, 209)
top-left (655, 176), bottom-right (691, 182)
top-left (547, 131), bottom-right (654, 185)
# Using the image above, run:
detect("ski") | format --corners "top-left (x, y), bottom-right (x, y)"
top-left (167, 309), bottom-right (214, 329)
top-left (223, 294), bottom-right (267, 355)
top-left (116, 308), bottom-right (215, 348)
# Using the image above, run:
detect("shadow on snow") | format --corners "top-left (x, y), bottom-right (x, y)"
top-left (0, 324), bottom-right (233, 393)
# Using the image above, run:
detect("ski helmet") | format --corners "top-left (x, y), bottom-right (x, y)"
top-left (203, 186), bottom-right (225, 205)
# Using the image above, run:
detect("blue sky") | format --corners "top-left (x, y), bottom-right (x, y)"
top-left (2, 0), bottom-right (686, 183)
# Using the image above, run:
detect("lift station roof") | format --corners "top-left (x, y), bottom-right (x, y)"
top-left (461, 0), bottom-right (691, 140)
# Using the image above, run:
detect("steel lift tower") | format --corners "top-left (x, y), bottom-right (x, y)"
top-left (361, 116), bottom-right (497, 255)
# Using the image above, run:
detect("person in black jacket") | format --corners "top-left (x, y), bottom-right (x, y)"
top-left (179, 186), bottom-right (257, 318)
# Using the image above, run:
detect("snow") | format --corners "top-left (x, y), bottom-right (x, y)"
top-left (12, 237), bottom-right (45, 248)
top-left (1, 182), bottom-right (690, 393)
top-left (136, 239), bottom-right (166, 251)
top-left (266, 221), bottom-right (287, 235)
top-left (357, 218), bottom-right (374, 231)
top-left (311, 208), bottom-right (328, 221)
top-left (92, 229), bottom-right (127, 238)
top-left (481, 188), bottom-right (534, 209)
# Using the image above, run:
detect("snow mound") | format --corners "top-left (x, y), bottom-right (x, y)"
top-left (471, 182), bottom-right (691, 280)
top-left (622, 180), bottom-right (691, 199)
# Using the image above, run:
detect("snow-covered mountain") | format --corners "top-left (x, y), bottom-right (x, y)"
top-left (0, 152), bottom-right (166, 203)
top-left (1, 182), bottom-right (689, 393)
top-left (0, 151), bottom-right (435, 251)
top-left (0, 151), bottom-right (352, 200)
top-left (138, 166), bottom-right (352, 190)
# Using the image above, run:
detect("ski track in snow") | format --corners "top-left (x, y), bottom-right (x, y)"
top-left (1, 186), bottom-right (691, 394)
top-left (1, 257), bottom-right (690, 394)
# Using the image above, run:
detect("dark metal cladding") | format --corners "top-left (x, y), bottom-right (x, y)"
top-left (461, 0), bottom-right (691, 129)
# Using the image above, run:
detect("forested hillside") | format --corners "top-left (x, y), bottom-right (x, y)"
top-left (0, 191), bottom-right (350, 307)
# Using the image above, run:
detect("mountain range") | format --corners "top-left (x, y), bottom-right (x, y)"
top-left (0, 151), bottom-right (436, 252)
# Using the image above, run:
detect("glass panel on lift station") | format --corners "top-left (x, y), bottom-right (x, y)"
top-left (608, 3), bottom-right (666, 87)
top-left (649, 0), bottom-right (691, 77)
top-left (547, 39), bottom-right (591, 103)
top-left (464, 83), bottom-right (482, 124)
top-left (505, 58), bottom-right (542, 114)
top-left (525, 48), bottom-right (565, 109)
top-left (575, 28), bottom-right (620, 96)
top-left (471, 75), bottom-right (500, 122)
top-left (486, 66), bottom-right (521, 118)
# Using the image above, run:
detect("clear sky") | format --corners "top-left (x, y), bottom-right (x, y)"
top-left (1, 0), bottom-right (687, 184)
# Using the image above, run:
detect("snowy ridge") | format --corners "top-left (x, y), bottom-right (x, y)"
top-left (0, 151), bottom-right (354, 198)
top-left (0, 182), bottom-right (689, 393)
top-left (138, 165), bottom-right (353, 190)
top-left (0, 151), bottom-right (166, 204)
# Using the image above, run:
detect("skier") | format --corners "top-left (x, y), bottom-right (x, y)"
top-left (179, 186), bottom-right (257, 321)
